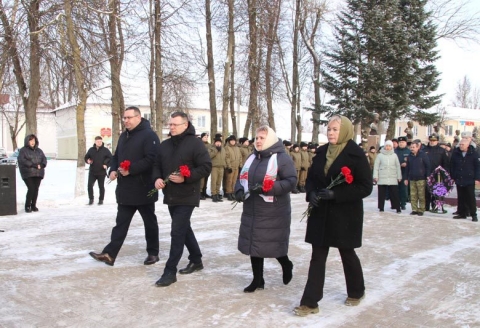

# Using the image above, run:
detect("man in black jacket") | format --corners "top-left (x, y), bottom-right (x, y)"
top-left (84, 136), bottom-right (112, 205)
top-left (89, 106), bottom-right (161, 266)
top-left (405, 140), bottom-right (431, 216)
top-left (423, 134), bottom-right (449, 211)
top-left (152, 112), bottom-right (212, 287)
top-left (450, 139), bottom-right (480, 222)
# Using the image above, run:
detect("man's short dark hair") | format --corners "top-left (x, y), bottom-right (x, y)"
top-left (171, 111), bottom-right (188, 121)
top-left (95, 136), bottom-right (102, 140)
top-left (125, 106), bottom-right (141, 116)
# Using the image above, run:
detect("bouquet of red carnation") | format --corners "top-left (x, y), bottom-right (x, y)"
top-left (148, 165), bottom-right (191, 197)
top-left (231, 178), bottom-right (275, 209)
top-left (108, 160), bottom-right (131, 184)
top-left (301, 166), bottom-right (354, 221)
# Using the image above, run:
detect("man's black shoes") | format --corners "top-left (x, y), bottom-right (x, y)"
top-left (179, 261), bottom-right (204, 274)
top-left (89, 252), bottom-right (115, 266)
top-left (144, 255), bottom-right (160, 265)
top-left (155, 272), bottom-right (177, 287)
top-left (453, 215), bottom-right (467, 219)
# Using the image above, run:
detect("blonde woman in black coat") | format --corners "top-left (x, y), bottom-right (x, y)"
top-left (234, 126), bottom-right (297, 293)
top-left (294, 116), bottom-right (373, 316)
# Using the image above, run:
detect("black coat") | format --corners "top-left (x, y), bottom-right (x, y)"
top-left (110, 118), bottom-right (161, 205)
top-left (152, 122), bottom-right (212, 207)
top-left (234, 139), bottom-right (297, 258)
top-left (305, 140), bottom-right (372, 249)
top-left (424, 144), bottom-right (449, 172)
top-left (18, 135), bottom-right (47, 180)
top-left (450, 146), bottom-right (480, 187)
top-left (84, 143), bottom-right (112, 176)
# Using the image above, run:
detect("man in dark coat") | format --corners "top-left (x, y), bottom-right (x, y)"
top-left (405, 140), bottom-right (431, 216)
top-left (423, 134), bottom-right (449, 211)
top-left (84, 136), bottom-right (112, 205)
top-left (153, 112), bottom-right (212, 287)
top-left (89, 106), bottom-right (161, 266)
top-left (395, 136), bottom-right (410, 209)
top-left (450, 138), bottom-right (480, 222)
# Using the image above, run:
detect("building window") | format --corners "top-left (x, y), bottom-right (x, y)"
top-left (197, 116), bottom-right (206, 128)
top-left (445, 125), bottom-right (453, 136)
top-left (413, 126), bottom-right (418, 137)
top-left (427, 125), bottom-right (433, 136)
top-left (218, 117), bottom-right (222, 129)
top-left (143, 113), bottom-right (151, 121)
top-left (398, 127), bottom-right (402, 137)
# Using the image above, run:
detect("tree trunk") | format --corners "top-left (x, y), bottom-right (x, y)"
top-left (290, 0), bottom-right (301, 142)
top-left (206, 0), bottom-right (217, 138)
top-left (64, 0), bottom-right (87, 197)
top-left (154, 0), bottom-right (164, 140)
top-left (244, 0), bottom-right (259, 138)
top-left (225, 0), bottom-right (236, 137)
top-left (265, 0), bottom-right (281, 131)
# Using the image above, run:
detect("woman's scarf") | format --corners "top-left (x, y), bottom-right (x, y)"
top-left (239, 153), bottom-right (277, 202)
top-left (324, 116), bottom-right (354, 175)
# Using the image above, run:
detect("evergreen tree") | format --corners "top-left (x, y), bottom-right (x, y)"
top-left (319, 0), bottom-right (442, 139)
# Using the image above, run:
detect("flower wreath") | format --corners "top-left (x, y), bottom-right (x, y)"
top-left (426, 166), bottom-right (455, 213)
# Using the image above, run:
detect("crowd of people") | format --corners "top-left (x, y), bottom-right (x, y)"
top-left (17, 107), bottom-right (478, 318)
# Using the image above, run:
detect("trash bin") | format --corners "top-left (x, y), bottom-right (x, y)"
top-left (0, 164), bottom-right (17, 215)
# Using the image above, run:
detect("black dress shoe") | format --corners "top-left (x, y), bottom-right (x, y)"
top-left (472, 216), bottom-right (478, 222)
top-left (144, 255), bottom-right (160, 265)
top-left (179, 261), bottom-right (204, 274)
top-left (88, 199), bottom-right (94, 205)
top-left (452, 211), bottom-right (459, 215)
top-left (31, 206), bottom-right (39, 212)
top-left (453, 215), bottom-right (467, 219)
top-left (155, 273), bottom-right (177, 287)
top-left (89, 251), bottom-right (115, 266)
top-left (410, 211), bottom-right (418, 215)
top-left (25, 206), bottom-right (32, 213)
top-left (98, 200), bottom-right (103, 205)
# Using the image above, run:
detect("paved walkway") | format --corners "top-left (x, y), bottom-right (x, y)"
top-left (0, 187), bottom-right (479, 327)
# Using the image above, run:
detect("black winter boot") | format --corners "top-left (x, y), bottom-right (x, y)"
top-left (277, 256), bottom-right (293, 285)
top-left (227, 193), bottom-right (234, 201)
top-left (244, 256), bottom-right (265, 293)
top-left (25, 206), bottom-right (32, 213)
top-left (212, 194), bottom-right (219, 202)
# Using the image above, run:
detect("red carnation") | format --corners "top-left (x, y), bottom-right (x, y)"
top-left (341, 166), bottom-right (351, 176)
top-left (179, 165), bottom-right (191, 178)
top-left (262, 179), bottom-right (274, 193)
top-left (120, 160), bottom-right (131, 171)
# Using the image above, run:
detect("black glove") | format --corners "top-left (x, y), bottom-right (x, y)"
top-left (249, 184), bottom-right (263, 195)
top-left (317, 189), bottom-right (335, 200)
top-left (308, 191), bottom-right (320, 207)
top-left (235, 189), bottom-right (245, 202)
top-left (226, 167), bottom-right (233, 173)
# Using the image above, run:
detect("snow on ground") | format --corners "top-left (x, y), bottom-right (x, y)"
top-left (0, 160), bottom-right (479, 327)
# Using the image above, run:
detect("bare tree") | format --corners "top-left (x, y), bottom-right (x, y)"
top-left (220, 0), bottom-right (235, 138)
top-left (244, 0), bottom-right (259, 138)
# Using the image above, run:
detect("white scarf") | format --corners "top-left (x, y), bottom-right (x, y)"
top-left (239, 154), bottom-right (278, 202)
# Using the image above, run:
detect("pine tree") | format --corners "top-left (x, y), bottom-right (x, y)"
top-left (319, 0), bottom-right (442, 139)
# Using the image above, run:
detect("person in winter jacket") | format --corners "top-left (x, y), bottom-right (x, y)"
top-left (405, 140), bottom-right (431, 216)
top-left (299, 142), bottom-right (310, 192)
top-left (89, 106), bottom-right (161, 267)
top-left (373, 140), bottom-right (402, 213)
top-left (423, 134), bottom-right (450, 211)
top-left (450, 138), bottom-right (480, 222)
top-left (290, 144), bottom-right (302, 193)
top-left (84, 136), bottom-right (112, 205)
top-left (18, 134), bottom-right (47, 213)
top-left (238, 137), bottom-right (251, 168)
top-left (395, 136), bottom-right (410, 210)
top-left (208, 137), bottom-right (226, 202)
top-left (234, 126), bottom-right (297, 293)
top-left (367, 146), bottom-right (377, 172)
top-left (224, 135), bottom-right (242, 200)
top-left (199, 132), bottom-right (210, 200)
top-left (153, 112), bottom-right (212, 287)
top-left (294, 116), bottom-right (372, 317)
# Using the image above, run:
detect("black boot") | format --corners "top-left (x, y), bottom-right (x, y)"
top-left (212, 194), bottom-right (219, 202)
top-left (277, 256), bottom-right (293, 285)
top-left (25, 205), bottom-right (32, 213)
top-left (88, 199), bottom-right (94, 205)
top-left (200, 192), bottom-right (206, 200)
top-left (244, 256), bottom-right (264, 293)
top-left (31, 204), bottom-right (39, 212)
top-left (227, 193), bottom-right (234, 201)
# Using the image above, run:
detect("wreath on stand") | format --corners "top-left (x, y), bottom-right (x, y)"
top-left (427, 166), bottom-right (455, 214)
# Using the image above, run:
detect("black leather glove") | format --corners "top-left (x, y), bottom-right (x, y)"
top-left (235, 189), bottom-right (245, 202)
top-left (317, 189), bottom-right (335, 200)
top-left (308, 191), bottom-right (320, 207)
top-left (249, 184), bottom-right (263, 195)
top-left (226, 167), bottom-right (233, 173)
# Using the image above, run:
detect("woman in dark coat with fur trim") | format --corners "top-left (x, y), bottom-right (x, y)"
top-left (234, 126), bottom-right (297, 293)
top-left (18, 134), bottom-right (47, 213)
top-left (294, 116), bottom-right (373, 316)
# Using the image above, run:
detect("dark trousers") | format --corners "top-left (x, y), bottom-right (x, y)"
top-left (165, 205), bottom-right (202, 274)
top-left (87, 174), bottom-right (106, 201)
top-left (457, 185), bottom-right (477, 217)
top-left (300, 246), bottom-right (365, 308)
top-left (425, 189), bottom-right (433, 211)
top-left (23, 177), bottom-right (42, 207)
top-left (103, 203), bottom-right (159, 259)
top-left (398, 180), bottom-right (408, 207)
top-left (378, 185), bottom-right (400, 211)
